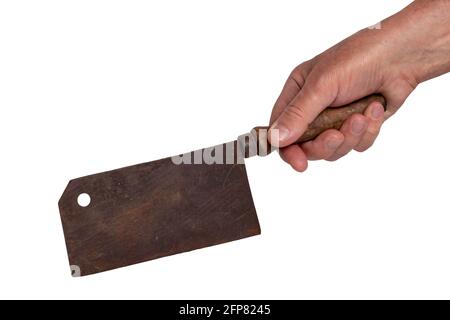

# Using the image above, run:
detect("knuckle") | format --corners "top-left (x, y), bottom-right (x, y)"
top-left (289, 65), bottom-right (308, 87)
top-left (310, 74), bottom-right (330, 91)
top-left (290, 65), bottom-right (303, 78)
top-left (287, 74), bottom-right (304, 89)
top-left (292, 61), bottom-right (312, 77)
top-left (309, 66), bottom-right (336, 90)
top-left (306, 72), bottom-right (337, 104)
top-left (285, 104), bottom-right (309, 123)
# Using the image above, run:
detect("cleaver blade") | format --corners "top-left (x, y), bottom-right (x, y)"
top-left (58, 142), bottom-right (260, 277)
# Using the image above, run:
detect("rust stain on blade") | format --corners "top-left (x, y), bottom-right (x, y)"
top-left (58, 142), bottom-right (260, 276)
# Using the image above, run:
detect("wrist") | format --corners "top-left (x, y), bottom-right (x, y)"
top-left (385, 0), bottom-right (450, 83)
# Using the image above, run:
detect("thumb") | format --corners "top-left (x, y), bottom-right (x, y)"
top-left (268, 80), bottom-right (335, 148)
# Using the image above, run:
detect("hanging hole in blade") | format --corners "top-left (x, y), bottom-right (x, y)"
top-left (77, 193), bottom-right (91, 207)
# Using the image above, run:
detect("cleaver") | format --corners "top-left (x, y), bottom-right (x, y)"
top-left (59, 94), bottom-right (385, 276)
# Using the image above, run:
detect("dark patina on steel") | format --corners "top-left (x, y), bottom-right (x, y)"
top-left (59, 148), bottom-right (260, 277)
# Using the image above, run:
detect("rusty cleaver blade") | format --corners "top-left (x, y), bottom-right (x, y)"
top-left (58, 94), bottom-right (385, 276)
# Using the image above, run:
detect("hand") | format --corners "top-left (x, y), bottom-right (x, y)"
top-left (269, 0), bottom-right (450, 172)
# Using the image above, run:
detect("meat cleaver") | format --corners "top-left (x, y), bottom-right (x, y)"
top-left (59, 94), bottom-right (385, 276)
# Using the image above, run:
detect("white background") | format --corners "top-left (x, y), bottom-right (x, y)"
top-left (1, 0), bottom-right (449, 299)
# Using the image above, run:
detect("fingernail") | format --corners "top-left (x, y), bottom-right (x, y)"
top-left (327, 138), bottom-right (341, 149)
top-left (371, 104), bottom-right (384, 120)
top-left (351, 120), bottom-right (365, 135)
top-left (269, 123), bottom-right (290, 147)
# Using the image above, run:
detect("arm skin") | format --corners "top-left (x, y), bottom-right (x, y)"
top-left (269, 0), bottom-right (450, 172)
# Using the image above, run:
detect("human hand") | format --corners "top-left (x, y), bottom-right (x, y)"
top-left (269, 0), bottom-right (450, 172)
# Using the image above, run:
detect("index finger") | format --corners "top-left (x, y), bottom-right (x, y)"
top-left (269, 62), bottom-right (312, 125)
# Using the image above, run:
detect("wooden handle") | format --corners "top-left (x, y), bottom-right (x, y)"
top-left (247, 94), bottom-right (386, 157)
top-left (261, 94), bottom-right (385, 142)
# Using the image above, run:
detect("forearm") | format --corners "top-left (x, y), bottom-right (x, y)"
top-left (384, 0), bottom-right (450, 83)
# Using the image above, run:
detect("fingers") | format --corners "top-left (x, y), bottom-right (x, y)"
top-left (301, 129), bottom-right (344, 160)
top-left (272, 95), bottom-right (382, 171)
top-left (269, 63), bottom-right (312, 125)
top-left (325, 114), bottom-right (369, 161)
top-left (268, 75), bottom-right (337, 148)
top-left (269, 74), bottom-right (303, 125)
top-left (354, 101), bottom-right (385, 152)
top-left (279, 144), bottom-right (308, 172)
top-left (301, 101), bottom-right (384, 163)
